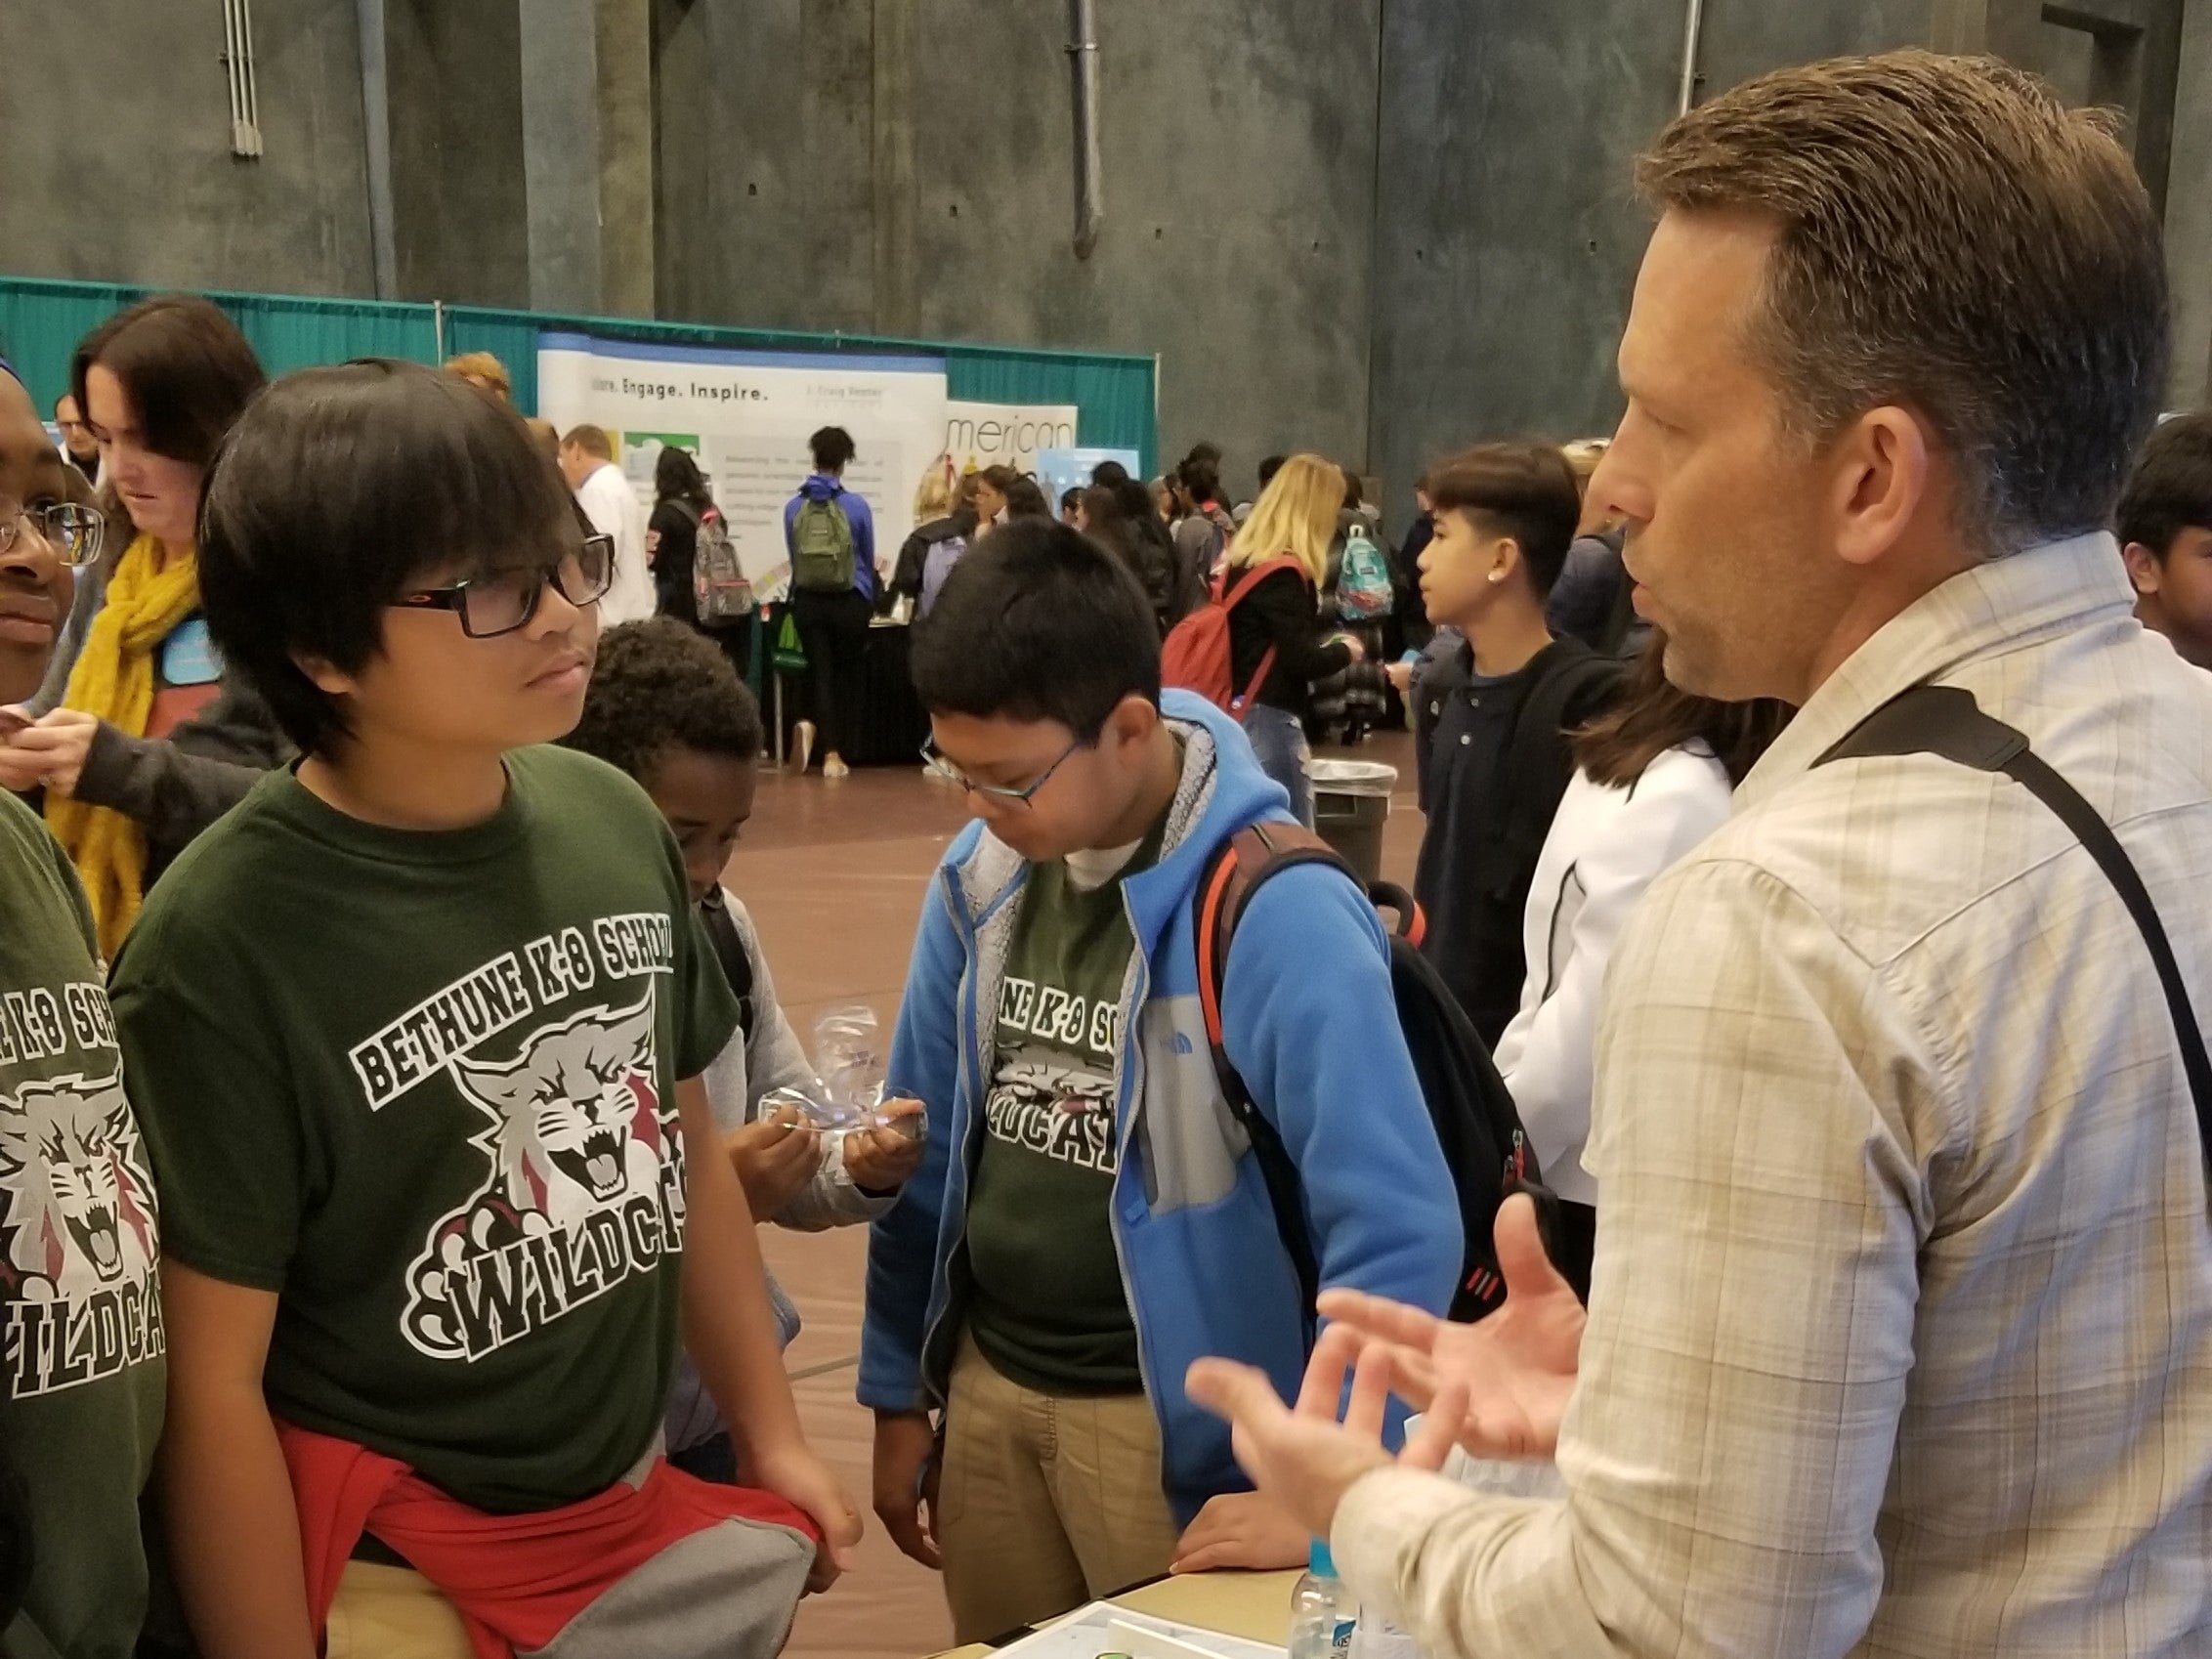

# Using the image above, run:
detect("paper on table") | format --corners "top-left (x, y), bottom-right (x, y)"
top-left (990, 1601), bottom-right (1285, 1659)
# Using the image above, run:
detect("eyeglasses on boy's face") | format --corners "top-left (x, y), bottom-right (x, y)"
top-left (919, 736), bottom-right (1085, 805)
top-left (393, 533), bottom-right (615, 638)
top-left (0, 498), bottom-right (105, 569)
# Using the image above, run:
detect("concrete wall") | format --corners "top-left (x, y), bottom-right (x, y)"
top-left (1366, 0), bottom-right (1928, 524)
top-left (2168, 0), bottom-right (2212, 404)
top-left (385, 0), bottom-right (532, 307)
top-left (652, 0), bottom-right (1382, 490)
top-left (0, 0), bottom-right (374, 296)
top-left (4, 0), bottom-right (2205, 475)
top-left (903, 0), bottom-right (1382, 489)
top-left (653, 0), bottom-right (877, 333)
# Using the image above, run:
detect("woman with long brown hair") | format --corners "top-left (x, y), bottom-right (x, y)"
top-left (1491, 635), bottom-right (1791, 1297)
top-left (0, 295), bottom-right (279, 954)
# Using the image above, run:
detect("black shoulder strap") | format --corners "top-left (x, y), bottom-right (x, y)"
top-left (1501, 648), bottom-right (1619, 852)
top-left (1193, 824), bottom-right (1400, 1339)
top-left (700, 893), bottom-right (758, 1044)
top-left (1818, 684), bottom-right (2211, 1162)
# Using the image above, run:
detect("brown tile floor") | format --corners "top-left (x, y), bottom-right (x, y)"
top-left (731, 737), bottom-right (1423, 1659)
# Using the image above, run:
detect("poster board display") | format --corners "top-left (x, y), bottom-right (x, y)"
top-left (944, 401), bottom-right (1079, 474)
top-left (1034, 446), bottom-right (1145, 506)
top-left (536, 331), bottom-right (950, 589)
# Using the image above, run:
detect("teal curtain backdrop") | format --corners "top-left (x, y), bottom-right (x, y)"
top-left (0, 276), bottom-right (1156, 475)
top-left (0, 277), bottom-right (437, 417)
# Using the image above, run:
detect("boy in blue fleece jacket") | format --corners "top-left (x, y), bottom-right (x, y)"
top-left (860, 520), bottom-right (1459, 1641)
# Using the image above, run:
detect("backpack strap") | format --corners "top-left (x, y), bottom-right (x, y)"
top-left (1193, 824), bottom-right (1427, 1337)
top-left (1215, 556), bottom-right (1304, 722)
top-left (1816, 684), bottom-right (2211, 1165)
top-left (1497, 646), bottom-right (1622, 863)
top-left (699, 891), bottom-right (758, 1046)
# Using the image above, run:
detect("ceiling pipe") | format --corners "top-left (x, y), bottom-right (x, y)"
top-left (225, 0), bottom-right (266, 157)
top-left (1677, 0), bottom-right (1707, 115)
top-left (240, 0), bottom-right (264, 150)
top-left (1067, 0), bottom-right (1102, 259)
top-left (357, 0), bottom-right (399, 297)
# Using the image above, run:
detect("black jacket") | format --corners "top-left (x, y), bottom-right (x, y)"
top-left (889, 511), bottom-right (977, 607)
top-left (1147, 514), bottom-right (1203, 627)
top-left (651, 497), bottom-right (702, 623)
top-left (1226, 563), bottom-right (1352, 720)
top-left (74, 677), bottom-right (291, 883)
top-left (1411, 637), bottom-right (1625, 1044)
top-left (1546, 527), bottom-right (1651, 657)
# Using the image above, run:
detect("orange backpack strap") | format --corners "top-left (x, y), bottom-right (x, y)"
top-left (1193, 823), bottom-right (1346, 1333)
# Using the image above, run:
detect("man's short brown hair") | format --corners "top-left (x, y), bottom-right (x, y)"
top-left (561, 423), bottom-right (614, 461)
top-left (1638, 50), bottom-right (2168, 554)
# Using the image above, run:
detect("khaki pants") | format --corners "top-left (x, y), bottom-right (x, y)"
top-left (937, 1336), bottom-right (1184, 1643)
top-left (323, 1563), bottom-right (473, 1659)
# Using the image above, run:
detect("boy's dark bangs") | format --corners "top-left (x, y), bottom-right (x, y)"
top-left (371, 379), bottom-right (579, 590)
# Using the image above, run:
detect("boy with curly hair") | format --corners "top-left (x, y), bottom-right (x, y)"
top-left (562, 617), bottom-right (922, 1478)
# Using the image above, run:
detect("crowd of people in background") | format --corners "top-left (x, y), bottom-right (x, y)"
top-left (3, 45), bottom-right (2212, 1659)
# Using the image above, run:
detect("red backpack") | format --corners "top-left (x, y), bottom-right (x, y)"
top-left (1161, 555), bottom-right (1302, 720)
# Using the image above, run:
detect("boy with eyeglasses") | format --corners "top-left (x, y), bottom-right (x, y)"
top-left (107, 362), bottom-right (857, 1656)
top-left (0, 360), bottom-right (168, 1659)
top-left (864, 520), bottom-right (1459, 1641)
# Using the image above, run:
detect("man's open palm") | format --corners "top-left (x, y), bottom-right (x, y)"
top-left (1317, 1193), bottom-right (1586, 1460)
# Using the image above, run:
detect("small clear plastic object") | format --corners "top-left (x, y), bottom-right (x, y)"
top-left (814, 1005), bottom-right (886, 1113)
top-left (754, 1007), bottom-right (924, 1142)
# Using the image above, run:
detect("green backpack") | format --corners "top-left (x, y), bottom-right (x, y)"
top-left (790, 493), bottom-right (858, 593)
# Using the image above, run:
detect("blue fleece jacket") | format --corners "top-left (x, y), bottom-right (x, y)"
top-left (859, 693), bottom-right (1461, 1523)
top-left (784, 474), bottom-right (877, 602)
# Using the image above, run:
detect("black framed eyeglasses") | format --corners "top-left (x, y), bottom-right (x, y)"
top-left (919, 736), bottom-right (1084, 804)
top-left (393, 534), bottom-right (615, 638)
top-left (0, 498), bottom-right (105, 569)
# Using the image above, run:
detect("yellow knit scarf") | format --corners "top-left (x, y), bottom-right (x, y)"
top-left (46, 533), bottom-right (202, 957)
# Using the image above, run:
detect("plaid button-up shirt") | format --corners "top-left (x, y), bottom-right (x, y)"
top-left (1335, 532), bottom-right (2212, 1657)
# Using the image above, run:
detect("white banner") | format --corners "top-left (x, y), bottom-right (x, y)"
top-left (944, 401), bottom-right (1079, 475)
top-left (536, 332), bottom-right (951, 587)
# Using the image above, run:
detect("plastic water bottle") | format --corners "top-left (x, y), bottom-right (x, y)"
top-left (811, 1004), bottom-right (887, 1125)
top-left (1288, 1540), bottom-right (1357, 1659)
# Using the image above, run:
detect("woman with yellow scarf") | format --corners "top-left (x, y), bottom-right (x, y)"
top-left (0, 296), bottom-right (279, 957)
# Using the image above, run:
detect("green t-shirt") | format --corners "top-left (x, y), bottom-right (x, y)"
top-left (0, 790), bottom-right (163, 1659)
top-left (109, 747), bottom-right (737, 1513)
top-left (963, 814), bottom-right (1169, 1398)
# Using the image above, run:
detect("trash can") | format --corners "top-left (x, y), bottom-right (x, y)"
top-left (1305, 759), bottom-right (1397, 886)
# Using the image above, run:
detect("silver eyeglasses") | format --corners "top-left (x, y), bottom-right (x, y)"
top-left (0, 498), bottom-right (106, 569)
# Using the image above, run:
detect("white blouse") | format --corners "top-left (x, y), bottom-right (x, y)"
top-left (1491, 744), bottom-right (1732, 1205)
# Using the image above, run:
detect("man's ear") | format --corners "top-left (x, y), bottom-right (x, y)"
top-left (1829, 405), bottom-right (1931, 571)
top-left (2122, 540), bottom-right (2164, 598)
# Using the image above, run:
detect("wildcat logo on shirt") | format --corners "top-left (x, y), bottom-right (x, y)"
top-left (983, 1056), bottom-right (1119, 1174)
top-left (402, 994), bottom-right (687, 1362)
top-left (0, 1071), bottom-right (164, 1399)
top-left (987, 975), bottom-right (1124, 1172)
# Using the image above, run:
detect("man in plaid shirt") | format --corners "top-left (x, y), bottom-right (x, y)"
top-left (1191, 50), bottom-right (2212, 1659)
